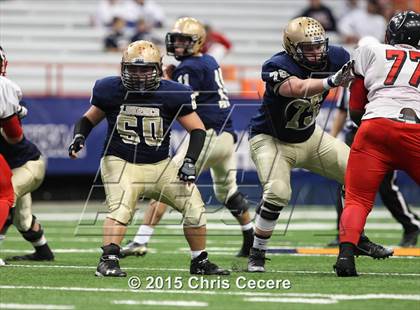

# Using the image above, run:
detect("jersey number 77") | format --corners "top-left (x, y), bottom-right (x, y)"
top-left (384, 50), bottom-right (420, 87)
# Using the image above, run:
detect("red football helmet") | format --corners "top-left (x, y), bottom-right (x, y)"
top-left (0, 46), bottom-right (8, 76)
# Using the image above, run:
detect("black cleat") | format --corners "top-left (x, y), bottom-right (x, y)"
top-left (334, 243), bottom-right (358, 277)
top-left (355, 235), bottom-right (393, 259)
top-left (399, 229), bottom-right (419, 247)
top-left (95, 255), bottom-right (127, 277)
top-left (190, 252), bottom-right (230, 275)
top-left (236, 229), bottom-right (254, 257)
top-left (247, 247), bottom-right (268, 272)
top-left (334, 256), bottom-right (358, 277)
top-left (6, 252), bottom-right (54, 262)
top-left (120, 240), bottom-right (148, 258)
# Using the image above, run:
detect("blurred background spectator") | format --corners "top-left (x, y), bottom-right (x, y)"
top-left (299, 0), bottom-right (337, 31)
top-left (130, 19), bottom-right (163, 45)
top-left (123, 0), bottom-right (165, 29)
top-left (201, 24), bottom-right (233, 63)
top-left (104, 17), bottom-right (129, 52)
top-left (92, 0), bottom-right (125, 28)
top-left (338, 0), bottom-right (387, 44)
top-left (341, 0), bottom-right (362, 17)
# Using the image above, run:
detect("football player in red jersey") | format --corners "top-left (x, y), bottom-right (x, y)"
top-left (335, 11), bottom-right (420, 277)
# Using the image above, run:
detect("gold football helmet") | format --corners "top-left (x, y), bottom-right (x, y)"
top-left (165, 17), bottom-right (206, 60)
top-left (121, 40), bottom-right (162, 91)
top-left (283, 17), bottom-right (329, 70)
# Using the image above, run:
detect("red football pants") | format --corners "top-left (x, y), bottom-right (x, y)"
top-left (340, 118), bottom-right (420, 245)
top-left (0, 154), bottom-right (14, 231)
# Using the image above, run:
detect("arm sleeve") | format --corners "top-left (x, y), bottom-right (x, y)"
top-left (349, 77), bottom-right (368, 111)
top-left (0, 114), bottom-right (23, 140)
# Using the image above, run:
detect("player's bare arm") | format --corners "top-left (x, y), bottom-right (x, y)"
top-left (278, 60), bottom-right (354, 98)
top-left (68, 105), bottom-right (105, 159)
top-left (177, 111), bottom-right (205, 132)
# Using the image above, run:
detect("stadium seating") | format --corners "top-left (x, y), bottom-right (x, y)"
top-left (0, 0), bottom-right (348, 95)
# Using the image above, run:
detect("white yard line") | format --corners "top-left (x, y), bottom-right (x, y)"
top-left (34, 208), bottom-right (420, 221)
top-left (0, 303), bottom-right (74, 310)
top-left (244, 297), bottom-right (337, 304)
top-left (1, 285), bottom-right (420, 302)
top-left (113, 300), bottom-right (208, 307)
top-left (3, 264), bottom-right (420, 276)
top-left (0, 248), bottom-right (157, 254)
top-left (245, 293), bottom-right (420, 303)
top-left (1, 237), bottom-right (215, 244)
top-left (1, 248), bottom-right (418, 259)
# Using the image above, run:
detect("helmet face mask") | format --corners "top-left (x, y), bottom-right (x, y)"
top-left (283, 17), bottom-right (329, 71)
top-left (294, 39), bottom-right (329, 71)
top-left (121, 40), bottom-right (162, 92)
top-left (385, 11), bottom-right (420, 48)
top-left (165, 17), bottom-right (206, 60)
top-left (121, 62), bottom-right (161, 92)
top-left (0, 46), bottom-right (8, 76)
top-left (165, 32), bottom-right (196, 60)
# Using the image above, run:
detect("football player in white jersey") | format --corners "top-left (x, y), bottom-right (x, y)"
top-left (0, 46), bottom-right (54, 262)
top-left (0, 45), bottom-right (23, 266)
top-left (335, 11), bottom-right (420, 277)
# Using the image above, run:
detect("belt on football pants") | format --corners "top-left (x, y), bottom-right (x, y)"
top-left (389, 108), bottom-right (420, 124)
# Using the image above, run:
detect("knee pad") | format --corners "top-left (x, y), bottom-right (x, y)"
top-left (255, 201), bottom-right (283, 232)
top-left (183, 203), bottom-right (206, 227)
top-left (225, 191), bottom-right (250, 217)
top-left (19, 217), bottom-right (44, 242)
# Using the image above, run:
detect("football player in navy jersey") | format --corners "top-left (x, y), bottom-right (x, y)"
top-left (121, 17), bottom-right (254, 259)
top-left (247, 17), bottom-right (392, 272)
top-left (0, 46), bottom-right (54, 262)
top-left (69, 40), bottom-right (229, 277)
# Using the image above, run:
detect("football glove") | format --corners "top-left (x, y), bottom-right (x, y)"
top-left (325, 60), bottom-right (355, 89)
top-left (178, 157), bottom-right (196, 183)
top-left (68, 134), bottom-right (85, 158)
